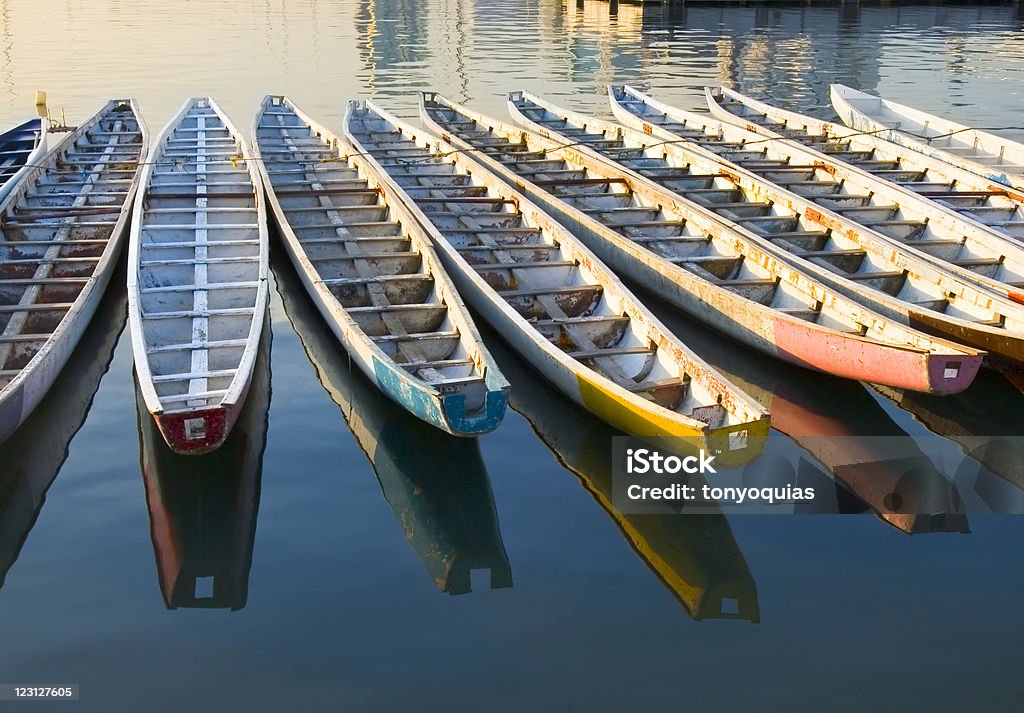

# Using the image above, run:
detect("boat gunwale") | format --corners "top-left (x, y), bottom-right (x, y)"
top-left (830, 83), bottom-right (1024, 170)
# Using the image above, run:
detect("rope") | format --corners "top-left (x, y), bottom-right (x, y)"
top-left (909, 125), bottom-right (1024, 142)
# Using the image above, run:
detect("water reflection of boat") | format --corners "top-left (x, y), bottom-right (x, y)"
top-left (875, 371), bottom-right (1024, 494)
top-left (644, 294), bottom-right (968, 535)
top-left (0, 281), bottom-right (126, 589)
top-left (275, 257), bottom-right (512, 595)
top-left (137, 317), bottom-right (270, 611)
top-left (487, 330), bottom-right (759, 622)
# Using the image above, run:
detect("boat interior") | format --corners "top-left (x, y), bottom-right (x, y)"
top-left (0, 103), bottom-right (141, 389)
top-left (138, 98), bottom-right (261, 412)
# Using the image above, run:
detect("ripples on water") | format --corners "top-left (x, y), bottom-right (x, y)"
top-left (1, 1), bottom-right (1023, 711)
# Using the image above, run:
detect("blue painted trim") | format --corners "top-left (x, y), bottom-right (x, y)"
top-left (371, 355), bottom-right (509, 436)
top-left (442, 387), bottom-right (509, 435)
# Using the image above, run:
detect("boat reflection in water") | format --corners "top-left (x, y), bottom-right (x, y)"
top-left (876, 371), bottom-right (1024, 502)
top-left (137, 319), bottom-right (270, 611)
top-left (0, 282), bottom-right (127, 589)
top-left (642, 291), bottom-right (968, 535)
top-left (487, 331), bottom-right (759, 622)
top-left (275, 258), bottom-right (511, 595)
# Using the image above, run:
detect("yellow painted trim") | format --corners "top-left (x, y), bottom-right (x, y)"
top-left (576, 371), bottom-right (769, 467)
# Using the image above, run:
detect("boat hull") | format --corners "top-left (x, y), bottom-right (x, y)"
top-left (152, 392), bottom-right (244, 456)
top-left (267, 198), bottom-right (508, 437)
top-left (432, 216), bottom-right (767, 462)
top-left (129, 97), bottom-right (268, 454)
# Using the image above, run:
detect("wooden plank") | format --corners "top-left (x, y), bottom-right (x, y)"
top-left (189, 109), bottom-right (210, 408)
top-left (146, 337), bottom-right (248, 354)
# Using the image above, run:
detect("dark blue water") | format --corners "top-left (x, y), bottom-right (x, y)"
top-left (1, 1), bottom-right (1023, 710)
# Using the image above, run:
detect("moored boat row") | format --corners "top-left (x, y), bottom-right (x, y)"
top-left (610, 86), bottom-right (1024, 301)
top-left (604, 85), bottom-right (1024, 368)
top-left (342, 98), bottom-right (770, 460)
top-left (424, 91), bottom-right (983, 394)
top-left (3, 82), bottom-right (1024, 458)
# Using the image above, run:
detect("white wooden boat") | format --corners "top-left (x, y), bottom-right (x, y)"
top-left (129, 97), bottom-right (268, 455)
top-left (0, 99), bottom-right (147, 444)
top-left (251, 95), bottom-right (509, 436)
top-left (709, 87), bottom-right (1024, 245)
top-left (421, 91), bottom-right (984, 394)
top-left (605, 84), bottom-right (1024, 368)
top-left (831, 83), bottom-right (1024, 191)
top-left (344, 98), bottom-right (769, 462)
top-left (0, 117), bottom-right (47, 206)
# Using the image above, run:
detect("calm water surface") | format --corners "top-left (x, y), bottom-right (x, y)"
top-left (2, 1), bottom-right (1024, 711)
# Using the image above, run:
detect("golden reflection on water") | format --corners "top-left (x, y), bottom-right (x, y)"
top-left (0, 0), bottom-right (1020, 135)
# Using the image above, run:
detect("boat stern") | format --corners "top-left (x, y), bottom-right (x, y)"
top-left (773, 317), bottom-right (984, 394)
top-left (924, 352), bottom-right (985, 395)
top-left (154, 404), bottom-right (239, 456)
top-left (372, 355), bottom-right (510, 437)
top-left (440, 386), bottom-right (510, 437)
top-left (701, 417), bottom-right (771, 470)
